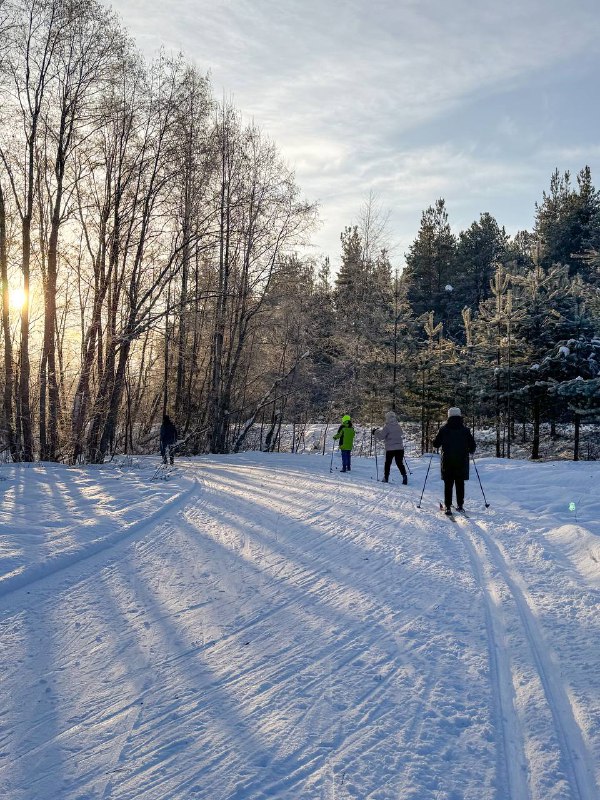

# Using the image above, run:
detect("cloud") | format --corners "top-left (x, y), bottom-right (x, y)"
top-left (107, 0), bottom-right (600, 265)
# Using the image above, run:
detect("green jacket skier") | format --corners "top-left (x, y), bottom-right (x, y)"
top-left (333, 415), bottom-right (355, 472)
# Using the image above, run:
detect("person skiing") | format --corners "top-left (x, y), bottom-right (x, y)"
top-left (333, 414), bottom-right (355, 472)
top-left (160, 414), bottom-right (178, 465)
top-left (432, 407), bottom-right (476, 514)
top-left (373, 411), bottom-right (408, 484)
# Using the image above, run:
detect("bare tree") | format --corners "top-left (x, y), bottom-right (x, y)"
top-left (70, 43), bottom-right (144, 462)
top-left (1, 2), bottom-right (318, 463)
top-left (163, 66), bottom-right (215, 422)
top-left (0, 0), bottom-right (65, 460)
top-left (0, 178), bottom-right (17, 457)
top-left (357, 190), bottom-right (391, 264)
top-left (207, 112), bottom-right (315, 453)
top-left (38, 0), bottom-right (121, 460)
top-left (85, 56), bottom-right (186, 462)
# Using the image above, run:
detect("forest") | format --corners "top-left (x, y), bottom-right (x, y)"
top-left (1, 0), bottom-right (599, 465)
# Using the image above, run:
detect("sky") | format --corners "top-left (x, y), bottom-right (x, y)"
top-left (105, 0), bottom-right (600, 271)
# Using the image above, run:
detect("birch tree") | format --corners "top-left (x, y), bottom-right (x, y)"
top-left (38, 0), bottom-right (121, 460)
top-left (0, 0), bottom-right (63, 459)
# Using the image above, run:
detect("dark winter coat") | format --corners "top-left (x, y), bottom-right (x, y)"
top-left (432, 416), bottom-right (476, 480)
top-left (160, 417), bottom-right (178, 448)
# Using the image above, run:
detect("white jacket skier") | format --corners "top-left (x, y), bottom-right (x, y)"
top-left (373, 411), bottom-right (408, 484)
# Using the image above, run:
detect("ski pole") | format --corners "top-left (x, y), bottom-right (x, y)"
top-left (417, 454), bottom-right (434, 508)
top-left (471, 455), bottom-right (490, 508)
top-left (404, 455), bottom-right (412, 475)
top-left (329, 439), bottom-right (335, 473)
top-left (374, 435), bottom-right (379, 481)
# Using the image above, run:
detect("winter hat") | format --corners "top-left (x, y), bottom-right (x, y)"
top-left (385, 411), bottom-right (397, 422)
top-left (342, 414), bottom-right (351, 423)
top-left (447, 407), bottom-right (462, 418)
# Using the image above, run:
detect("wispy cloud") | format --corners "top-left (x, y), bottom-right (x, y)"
top-left (107, 0), bottom-right (600, 265)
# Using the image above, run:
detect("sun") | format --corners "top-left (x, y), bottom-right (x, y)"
top-left (8, 286), bottom-right (27, 310)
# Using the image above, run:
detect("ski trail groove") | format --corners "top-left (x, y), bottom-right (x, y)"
top-left (456, 519), bottom-right (530, 800)
top-left (0, 475), bottom-right (201, 604)
top-left (458, 514), bottom-right (599, 800)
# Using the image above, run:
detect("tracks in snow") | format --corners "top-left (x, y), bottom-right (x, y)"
top-left (455, 513), bottom-right (598, 800)
top-left (0, 471), bottom-right (201, 604)
top-left (4, 456), bottom-right (598, 800)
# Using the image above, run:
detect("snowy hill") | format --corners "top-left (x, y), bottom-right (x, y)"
top-left (0, 453), bottom-right (598, 799)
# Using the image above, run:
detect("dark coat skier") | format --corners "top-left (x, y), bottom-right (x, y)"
top-left (160, 414), bottom-right (178, 465)
top-left (432, 407), bottom-right (476, 514)
top-left (373, 411), bottom-right (408, 484)
top-left (333, 415), bottom-right (355, 472)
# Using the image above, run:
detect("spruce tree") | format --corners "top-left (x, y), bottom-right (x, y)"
top-left (404, 199), bottom-right (457, 318)
top-left (535, 166), bottom-right (600, 278)
top-left (454, 213), bottom-right (509, 309)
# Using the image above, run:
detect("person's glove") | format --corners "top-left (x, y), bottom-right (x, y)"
top-left (372, 428), bottom-right (377, 435)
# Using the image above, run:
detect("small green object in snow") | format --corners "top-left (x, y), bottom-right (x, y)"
top-left (569, 502), bottom-right (576, 512)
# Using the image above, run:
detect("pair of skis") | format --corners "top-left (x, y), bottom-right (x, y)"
top-left (152, 463), bottom-right (176, 481)
top-left (439, 502), bottom-right (467, 517)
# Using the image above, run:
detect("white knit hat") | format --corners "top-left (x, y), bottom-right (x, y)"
top-left (447, 407), bottom-right (462, 418)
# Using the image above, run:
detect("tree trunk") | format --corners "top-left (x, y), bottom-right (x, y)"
top-left (495, 373), bottom-right (501, 458)
top-left (175, 126), bottom-right (193, 418)
top-left (98, 341), bottom-right (131, 461)
top-left (0, 182), bottom-right (16, 459)
top-left (39, 137), bottom-right (66, 461)
top-left (531, 397), bottom-right (540, 459)
top-left (19, 215), bottom-right (34, 461)
top-left (209, 128), bottom-right (231, 454)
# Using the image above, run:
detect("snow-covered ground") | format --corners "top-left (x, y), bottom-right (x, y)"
top-left (0, 451), bottom-right (598, 800)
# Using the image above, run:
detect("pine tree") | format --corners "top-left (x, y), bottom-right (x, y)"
top-left (510, 260), bottom-right (572, 458)
top-left (535, 166), bottom-right (600, 278)
top-left (388, 271), bottom-right (419, 414)
top-left (307, 257), bottom-right (343, 414)
top-left (534, 338), bottom-right (600, 460)
top-left (334, 226), bottom-right (364, 321)
top-left (404, 199), bottom-right (457, 318)
top-left (506, 230), bottom-right (536, 275)
top-left (454, 213), bottom-right (509, 309)
top-left (333, 225), bottom-right (396, 417)
top-left (476, 265), bottom-right (526, 457)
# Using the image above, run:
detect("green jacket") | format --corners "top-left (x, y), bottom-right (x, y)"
top-left (333, 422), bottom-right (355, 450)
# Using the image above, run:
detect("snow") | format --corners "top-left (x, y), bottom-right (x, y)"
top-left (0, 452), bottom-right (599, 799)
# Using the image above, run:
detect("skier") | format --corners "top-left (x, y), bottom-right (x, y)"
top-left (160, 414), bottom-right (178, 465)
top-left (333, 414), bottom-right (355, 472)
top-left (372, 411), bottom-right (408, 484)
top-left (432, 407), bottom-right (476, 515)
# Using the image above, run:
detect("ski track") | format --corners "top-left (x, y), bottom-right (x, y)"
top-left (0, 465), bottom-right (199, 600)
top-left (451, 513), bottom-right (531, 800)
top-left (0, 454), bottom-right (598, 799)
top-left (454, 512), bottom-right (599, 800)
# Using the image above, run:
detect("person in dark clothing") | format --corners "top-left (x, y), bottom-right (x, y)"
top-left (432, 407), bottom-right (476, 514)
top-left (160, 414), bottom-right (178, 465)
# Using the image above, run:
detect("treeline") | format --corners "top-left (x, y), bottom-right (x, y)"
top-left (0, 0), bottom-right (598, 464)
top-left (310, 180), bottom-right (600, 461)
top-left (0, 0), bottom-right (315, 463)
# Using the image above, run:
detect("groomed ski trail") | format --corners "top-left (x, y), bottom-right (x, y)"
top-left (1, 452), bottom-right (598, 800)
top-left (454, 512), bottom-right (599, 800)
